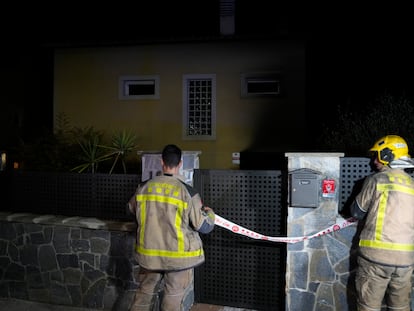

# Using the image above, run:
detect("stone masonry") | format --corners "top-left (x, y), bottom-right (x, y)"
top-left (284, 153), bottom-right (359, 311)
top-left (0, 212), bottom-right (194, 311)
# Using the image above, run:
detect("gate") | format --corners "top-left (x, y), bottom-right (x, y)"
top-left (193, 169), bottom-right (286, 311)
top-left (193, 158), bottom-right (378, 310)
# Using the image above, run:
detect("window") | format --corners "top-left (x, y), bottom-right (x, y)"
top-left (182, 74), bottom-right (216, 140)
top-left (241, 72), bottom-right (281, 97)
top-left (119, 75), bottom-right (160, 100)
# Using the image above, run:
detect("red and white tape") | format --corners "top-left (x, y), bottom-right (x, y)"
top-left (214, 214), bottom-right (358, 244)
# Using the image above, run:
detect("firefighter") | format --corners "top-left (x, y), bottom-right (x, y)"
top-left (351, 135), bottom-right (414, 311)
top-left (128, 144), bottom-right (215, 311)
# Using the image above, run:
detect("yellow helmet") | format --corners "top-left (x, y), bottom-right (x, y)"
top-left (369, 135), bottom-right (410, 165)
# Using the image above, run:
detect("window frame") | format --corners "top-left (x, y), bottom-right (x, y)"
top-left (240, 72), bottom-right (281, 97)
top-left (119, 75), bottom-right (160, 100)
top-left (182, 74), bottom-right (216, 140)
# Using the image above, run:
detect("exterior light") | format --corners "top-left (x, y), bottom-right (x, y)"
top-left (0, 152), bottom-right (5, 171)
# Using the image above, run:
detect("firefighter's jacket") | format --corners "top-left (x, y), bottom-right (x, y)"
top-left (354, 167), bottom-right (414, 266)
top-left (128, 173), bottom-right (215, 271)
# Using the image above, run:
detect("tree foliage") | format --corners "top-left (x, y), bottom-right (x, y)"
top-left (318, 92), bottom-right (414, 156)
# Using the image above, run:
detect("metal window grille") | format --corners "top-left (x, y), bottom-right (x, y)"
top-left (183, 75), bottom-right (216, 140)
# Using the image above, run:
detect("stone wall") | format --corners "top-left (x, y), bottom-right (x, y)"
top-left (0, 212), bottom-right (194, 310)
top-left (284, 153), bottom-right (360, 311)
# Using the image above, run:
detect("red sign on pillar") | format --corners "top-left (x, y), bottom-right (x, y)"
top-left (322, 179), bottom-right (336, 198)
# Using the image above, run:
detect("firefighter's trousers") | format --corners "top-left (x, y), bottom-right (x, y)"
top-left (355, 256), bottom-right (413, 311)
top-left (130, 268), bottom-right (193, 311)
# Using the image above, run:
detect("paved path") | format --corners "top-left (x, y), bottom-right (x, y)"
top-left (0, 299), bottom-right (256, 311)
top-left (190, 303), bottom-right (256, 311)
top-left (0, 299), bottom-right (100, 311)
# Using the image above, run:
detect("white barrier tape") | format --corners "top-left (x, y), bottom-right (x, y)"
top-left (214, 214), bottom-right (358, 244)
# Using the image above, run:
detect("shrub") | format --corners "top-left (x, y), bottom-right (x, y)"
top-left (13, 113), bottom-right (140, 174)
top-left (317, 92), bottom-right (414, 156)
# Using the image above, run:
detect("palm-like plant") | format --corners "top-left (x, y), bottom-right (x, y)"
top-left (99, 130), bottom-right (139, 174)
top-left (71, 127), bottom-right (109, 173)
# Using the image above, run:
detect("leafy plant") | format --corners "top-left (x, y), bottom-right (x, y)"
top-left (10, 112), bottom-right (140, 174)
top-left (99, 129), bottom-right (139, 174)
top-left (71, 127), bottom-right (109, 173)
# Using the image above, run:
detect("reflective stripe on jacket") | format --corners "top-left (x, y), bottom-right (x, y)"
top-left (356, 168), bottom-right (414, 266)
top-left (130, 174), bottom-right (215, 270)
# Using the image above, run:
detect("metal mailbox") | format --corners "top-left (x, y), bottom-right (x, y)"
top-left (289, 168), bottom-right (320, 207)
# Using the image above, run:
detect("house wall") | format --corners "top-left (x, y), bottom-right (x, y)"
top-left (53, 39), bottom-right (306, 169)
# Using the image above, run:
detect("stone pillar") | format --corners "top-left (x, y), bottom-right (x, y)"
top-left (284, 153), bottom-right (357, 311)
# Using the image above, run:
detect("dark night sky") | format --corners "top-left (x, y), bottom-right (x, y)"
top-left (303, 7), bottom-right (414, 141)
top-left (2, 2), bottom-right (414, 145)
top-left (5, 3), bottom-right (414, 92)
top-left (308, 12), bottom-right (414, 102)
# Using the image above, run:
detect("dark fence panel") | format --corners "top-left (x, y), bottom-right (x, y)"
top-left (339, 157), bottom-right (372, 214)
top-left (193, 169), bottom-right (286, 311)
top-left (339, 157), bottom-right (414, 214)
top-left (0, 171), bottom-right (12, 208)
top-left (8, 171), bottom-right (140, 221)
